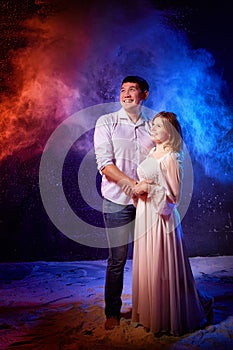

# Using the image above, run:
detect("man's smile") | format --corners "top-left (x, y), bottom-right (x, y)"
top-left (123, 98), bottom-right (134, 103)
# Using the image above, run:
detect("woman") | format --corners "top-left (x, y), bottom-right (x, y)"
top-left (132, 111), bottom-right (213, 336)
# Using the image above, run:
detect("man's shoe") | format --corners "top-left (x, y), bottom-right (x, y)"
top-left (104, 317), bottom-right (120, 330)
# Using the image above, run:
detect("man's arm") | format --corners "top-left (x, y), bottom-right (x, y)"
top-left (102, 164), bottom-right (137, 196)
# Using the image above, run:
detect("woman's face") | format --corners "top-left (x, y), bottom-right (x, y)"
top-left (151, 117), bottom-right (170, 144)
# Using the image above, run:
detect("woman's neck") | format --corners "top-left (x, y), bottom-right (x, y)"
top-left (154, 143), bottom-right (171, 153)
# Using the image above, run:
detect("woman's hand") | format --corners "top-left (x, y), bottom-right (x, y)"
top-left (133, 180), bottom-right (149, 196)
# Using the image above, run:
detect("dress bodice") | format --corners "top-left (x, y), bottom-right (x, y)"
top-left (137, 150), bottom-right (169, 185)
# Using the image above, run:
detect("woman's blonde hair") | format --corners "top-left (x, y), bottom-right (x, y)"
top-left (153, 111), bottom-right (183, 153)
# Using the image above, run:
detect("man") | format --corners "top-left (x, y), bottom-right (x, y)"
top-left (94, 76), bottom-right (154, 330)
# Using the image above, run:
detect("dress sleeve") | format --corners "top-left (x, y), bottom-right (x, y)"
top-left (147, 153), bottom-right (182, 216)
top-left (160, 152), bottom-right (182, 205)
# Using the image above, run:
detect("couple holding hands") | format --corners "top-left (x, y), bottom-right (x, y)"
top-left (94, 75), bottom-right (213, 336)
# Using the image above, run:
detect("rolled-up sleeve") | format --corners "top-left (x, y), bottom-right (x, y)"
top-left (94, 115), bottom-right (114, 172)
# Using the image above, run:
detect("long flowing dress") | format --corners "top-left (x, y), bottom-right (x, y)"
top-left (132, 149), bottom-right (212, 336)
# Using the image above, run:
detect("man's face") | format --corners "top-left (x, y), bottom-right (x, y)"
top-left (120, 82), bottom-right (148, 113)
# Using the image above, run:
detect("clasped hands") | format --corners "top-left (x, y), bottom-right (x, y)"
top-left (119, 179), bottom-right (150, 198)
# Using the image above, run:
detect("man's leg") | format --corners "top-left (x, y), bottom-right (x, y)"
top-left (103, 199), bottom-right (136, 329)
top-left (104, 244), bottom-right (128, 329)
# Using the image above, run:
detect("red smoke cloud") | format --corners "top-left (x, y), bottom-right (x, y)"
top-left (0, 8), bottom-right (91, 161)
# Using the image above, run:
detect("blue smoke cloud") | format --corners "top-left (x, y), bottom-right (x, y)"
top-left (77, 1), bottom-right (232, 183)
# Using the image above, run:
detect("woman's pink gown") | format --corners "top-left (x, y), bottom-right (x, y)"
top-left (132, 150), bottom-right (212, 336)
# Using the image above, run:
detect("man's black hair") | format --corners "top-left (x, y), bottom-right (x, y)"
top-left (121, 76), bottom-right (149, 92)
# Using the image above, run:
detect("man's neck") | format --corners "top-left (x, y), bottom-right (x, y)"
top-left (125, 106), bottom-right (142, 124)
top-left (127, 112), bottom-right (140, 124)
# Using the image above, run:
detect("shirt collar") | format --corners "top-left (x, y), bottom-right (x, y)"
top-left (119, 107), bottom-right (146, 126)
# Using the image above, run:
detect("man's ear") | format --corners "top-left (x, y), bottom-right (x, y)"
top-left (143, 90), bottom-right (149, 100)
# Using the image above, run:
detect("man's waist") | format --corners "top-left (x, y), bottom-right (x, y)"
top-left (101, 182), bottom-right (133, 206)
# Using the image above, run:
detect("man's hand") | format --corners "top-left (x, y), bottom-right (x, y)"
top-left (118, 178), bottom-right (136, 196)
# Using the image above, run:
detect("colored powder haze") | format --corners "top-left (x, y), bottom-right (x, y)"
top-left (1, 0), bottom-right (232, 183)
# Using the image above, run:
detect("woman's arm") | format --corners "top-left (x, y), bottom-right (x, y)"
top-left (160, 152), bottom-right (182, 205)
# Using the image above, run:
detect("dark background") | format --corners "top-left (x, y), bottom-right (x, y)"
top-left (0, 0), bottom-right (232, 262)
